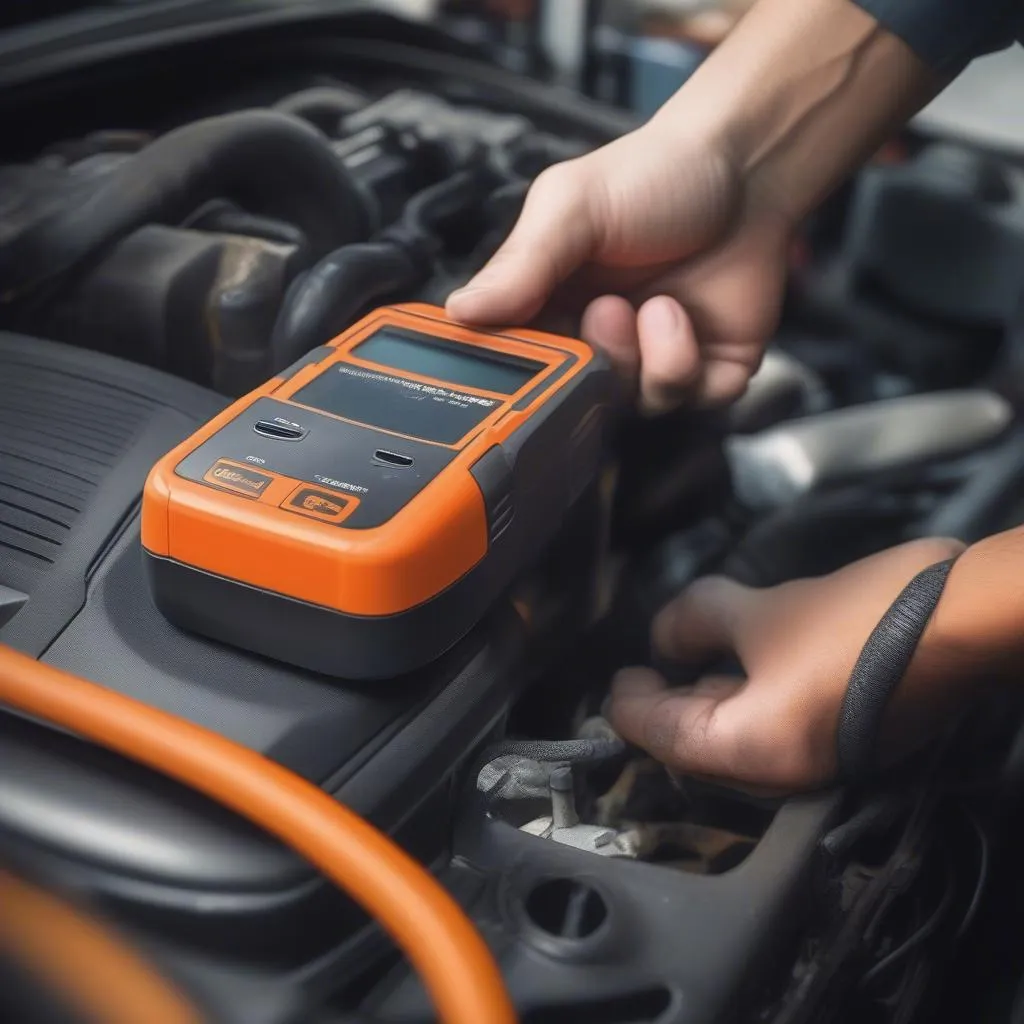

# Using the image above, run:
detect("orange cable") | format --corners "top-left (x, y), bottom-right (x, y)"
top-left (0, 644), bottom-right (517, 1024)
top-left (0, 870), bottom-right (204, 1024)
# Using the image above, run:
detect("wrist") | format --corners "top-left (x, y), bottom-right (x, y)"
top-left (910, 532), bottom-right (1024, 684)
top-left (650, 0), bottom-right (943, 226)
top-left (883, 535), bottom-right (1024, 755)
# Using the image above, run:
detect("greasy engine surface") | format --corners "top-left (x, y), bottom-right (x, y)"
top-left (3, 11), bottom-right (1024, 1024)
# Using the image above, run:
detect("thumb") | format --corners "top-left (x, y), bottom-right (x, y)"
top-left (446, 165), bottom-right (598, 325)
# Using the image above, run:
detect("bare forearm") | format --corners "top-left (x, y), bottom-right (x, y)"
top-left (651, 0), bottom-right (945, 225)
top-left (918, 529), bottom-right (1024, 682)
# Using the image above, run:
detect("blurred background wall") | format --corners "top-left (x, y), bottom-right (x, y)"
top-left (379, 0), bottom-right (1024, 155)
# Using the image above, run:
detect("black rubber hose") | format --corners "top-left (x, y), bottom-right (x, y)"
top-left (722, 490), bottom-right (919, 587)
top-left (391, 169), bottom-right (493, 246)
top-left (187, 199), bottom-right (310, 252)
top-left (912, 426), bottom-right (1024, 543)
top-left (0, 110), bottom-right (375, 298)
top-left (270, 241), bottom-right (425, 366)
top-left (270, 171), bottom-right (494, 364)
top-left (272, 85), bottom-right (368, 132)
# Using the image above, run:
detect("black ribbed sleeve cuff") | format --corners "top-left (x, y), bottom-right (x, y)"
top-left (837, 556), bottom-right (958, 782)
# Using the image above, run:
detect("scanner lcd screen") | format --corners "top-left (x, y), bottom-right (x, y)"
top-left (293, 362), bottom-right (499, 445)
top-left (352, 328), bottom-right (545, 396)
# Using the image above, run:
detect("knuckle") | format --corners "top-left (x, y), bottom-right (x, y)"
top-left (684, 574), bottom-right (735, 604)
top-left (529, 162), bottom-right (582, 206)
top-left (645, 361), bottom-right (697, 395)
top-left (663, 697), bottom-right (717, 766)
top-left (917, 536), bottom-right (967, 561)
top-left (888, 536), bottom-right (968, 574)
top-left (643, 704), bottom-right (684, 761)
top-left (683, 575), bottom-right (749, 624)
top-left (532, 159), bottom-right (606, 223)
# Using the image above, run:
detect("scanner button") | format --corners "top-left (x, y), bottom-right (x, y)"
top-left (372, 449), bottom-right (414, 468)
top-left (283, 486), bottom-right (351, 524)
top-left (202, 460), bottom-right (275, 499)
top-left (254, 419), bottom-right (306, 441)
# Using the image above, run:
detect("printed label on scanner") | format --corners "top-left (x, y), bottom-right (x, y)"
top-left (203, 460), bottom-right (274, 498)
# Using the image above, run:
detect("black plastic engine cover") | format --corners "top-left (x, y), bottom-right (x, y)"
top-left (0, 332), bottom-right (525, 965)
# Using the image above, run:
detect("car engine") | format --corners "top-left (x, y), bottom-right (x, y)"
top-left (2, 9), bottom-right (1024, 1024)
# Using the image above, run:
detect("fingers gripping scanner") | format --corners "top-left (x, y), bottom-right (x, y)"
top-left (141, 303), bottom-right (616, 679)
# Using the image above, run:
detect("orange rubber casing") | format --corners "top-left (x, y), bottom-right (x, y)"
top-left (142, 303), bottom-right (604, 621)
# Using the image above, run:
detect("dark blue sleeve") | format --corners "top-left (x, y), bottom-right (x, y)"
top-left (852, 0), bottom-right (1024, 74)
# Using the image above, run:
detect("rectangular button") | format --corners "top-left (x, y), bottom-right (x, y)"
top-left (202, 460), bottom-right (275, 499)
top-left (282, 485), bottom-right (352, 525)
top-left (254, 419), bottom-right (307, 441)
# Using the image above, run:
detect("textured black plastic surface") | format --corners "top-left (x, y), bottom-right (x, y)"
top-left (370, 788), bottom-right (843, 1024)
top-left (0, 331), bottom-right (225, 656)
top-left (0, 332), bottom-right (526, 963)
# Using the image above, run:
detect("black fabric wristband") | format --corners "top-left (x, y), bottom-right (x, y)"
top-left (836, 556), bottom-right (959, 783)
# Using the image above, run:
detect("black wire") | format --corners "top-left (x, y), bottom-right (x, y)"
top-left (860, 855), bottom-right (957, 990)
top-left (479, 735), bottom-right (625, 768)
top-left (954, 805), bottom-right (991, 941)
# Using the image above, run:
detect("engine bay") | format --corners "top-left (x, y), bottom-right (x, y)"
top-left (3, 8), bottom-right (1024, 1024)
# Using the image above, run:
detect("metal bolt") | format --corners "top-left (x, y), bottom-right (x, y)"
top-left (549, 765), bottom-right (579, 828)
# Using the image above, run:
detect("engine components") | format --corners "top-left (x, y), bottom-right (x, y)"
top-left (269, 169), bottom-right (497, 366)
top-left (726, 389), bottom-right (1013, 511)
top-left (340, 88), bottom-right (532, 168)
top-left (0, 89), bottom-right (590, 394)
top-left (845, 143), bottom-right (1024, 326)
top-left (270, 241), bottom-right (425, 367)
top-left (727, 348), bottom-right (830, 434)
top-left (795, 143), bottom-right (1024, 390)
top-left (0, 110), bottom-right (375, 300)
top-left (35, 224), bottom-right (302, 393)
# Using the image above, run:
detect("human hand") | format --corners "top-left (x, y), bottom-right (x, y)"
top-left (606, 537), bottom-right (967, 792)
top-left (445, 123), bottom-right (794, 413)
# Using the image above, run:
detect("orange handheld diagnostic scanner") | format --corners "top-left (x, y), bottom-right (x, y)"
top-left (141, 303), bottom-right (617, 679)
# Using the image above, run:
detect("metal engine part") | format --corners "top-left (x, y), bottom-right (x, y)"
top-left (727, 389), bottom-right (1013, 510)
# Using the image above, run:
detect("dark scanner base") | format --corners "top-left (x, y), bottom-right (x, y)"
top-left (142, 550), bottom-right (482, 681)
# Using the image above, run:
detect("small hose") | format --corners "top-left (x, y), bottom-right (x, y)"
top-left (480, 735), bottom-right (626, 769)
top-left (393, 169), bottom-right (492, 246)
top-left (474, 733), bottom-right (626, 806)
top-left (269, 170), bottom-right (495, 364)
top-left (1, 110), bottom-right (375, 299)
top-left (270, 241), bottom-right (425, 366)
